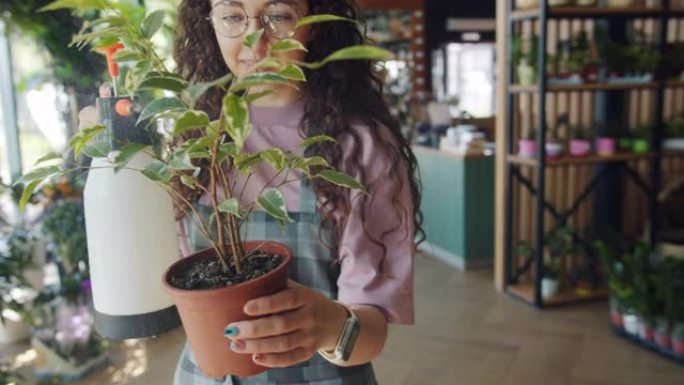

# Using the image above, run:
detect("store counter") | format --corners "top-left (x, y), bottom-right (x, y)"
top-left (414, 146), bottom-right (494, 270)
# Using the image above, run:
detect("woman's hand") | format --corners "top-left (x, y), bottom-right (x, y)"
top-left (224, 280), bottom-right (348, 368)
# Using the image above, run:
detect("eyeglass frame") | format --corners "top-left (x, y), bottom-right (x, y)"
top-left (205, 0), bottom-right (302, 40)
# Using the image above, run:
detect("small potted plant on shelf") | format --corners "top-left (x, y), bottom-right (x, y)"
top-left (654, 256), bottom-right (676, 351)
top-left (513, 35), bottom-right (537, 86)
top-left (21, 0), bottom-right (389, 379)
top-left (664, 116), bottom-right (684, 151)
top-left (541, 259), bottom-right (560, 300)
top-left (594, 121), bottom-right (618, 156)
top-left (518, 128), bottom-right (538, 158)
top-left (630, 243), bottom-right (659, 343)
top-left (570, 125), bottom-right (592, 157)
top-left (515, 0), bottom-right (540, 10)
top-left (631, 126), bottom-right (651, 154)
top-left (596, 239), bottom-right (631, 331)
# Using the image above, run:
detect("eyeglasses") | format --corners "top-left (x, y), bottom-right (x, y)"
top-left (207, 1), bottom-right (301, 40)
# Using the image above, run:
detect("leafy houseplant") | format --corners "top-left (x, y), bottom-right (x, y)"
top-left (631, 126), bottom-right (651, 154)
top-left (569, 126), bottom-right (592, 157)
top-left (19, 0), bottom-right (392, 379)
top-left (664, 116), bottom-right (684, 151)
top-left (513, 35), bottom-right (537, 85)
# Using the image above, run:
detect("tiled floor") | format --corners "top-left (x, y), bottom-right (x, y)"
top-left (9, 256), bottom-right (684, 384)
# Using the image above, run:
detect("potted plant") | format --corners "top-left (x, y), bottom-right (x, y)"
top-left (570, 126), bottom-right (592, 157)
top-left (22, 0), bottom-right (389, 379)
top-left (546, 126), bottom-right (564, 159)
top-left (596, 239), bottom-right (631, 331)
top-left (513, 35), bottom-right (537, 85)
top-left (664, 116), bottom-right (684, 151)
top-left (596, 121), bottom-right (618, 156)
top-left (518, 128), bottom-right (538, 158)
top-left (629, 243), bottom-right (659, 342)
top-left (541, 260), bottom-right (560, 300)
top-left (631, 126), bottom-right (651, 154)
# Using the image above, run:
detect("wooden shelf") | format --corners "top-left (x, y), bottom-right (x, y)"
top-left (508, 152), bottom-right (656, 167)
top-left (507, 282), bottom-right (609, 306)
top-left (510, 82), bottom-right (659, 93)
top-left (667, 79), bottom-right (684, 88)
top-left (510, 6), bottom-right (670, 21)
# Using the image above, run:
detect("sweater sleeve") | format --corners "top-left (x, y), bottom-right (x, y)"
top-left (334, 123), bottom-right (415, 324)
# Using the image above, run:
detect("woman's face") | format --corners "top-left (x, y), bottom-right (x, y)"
top-left (209, 0), bottom-right (310, 79)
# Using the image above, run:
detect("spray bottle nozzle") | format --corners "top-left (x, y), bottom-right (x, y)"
top-left (97, 42), bottom-right (125, 97)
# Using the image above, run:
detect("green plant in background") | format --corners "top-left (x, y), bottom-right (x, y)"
top-left (0, 225), bottom-right (39, 327)
top-left (16, 0), bottom-right (389, 279)
top-left (595, 239), bottom-right (633, 308)
top-left (628, 243), bottom-right (660, 325)
top-left (665, 116), bottom-right (684, 138)
top-left (568, 31), bottom-right (592, 74)
top-left (0, 362), bottom-right (24, 385)
top-left (664, 43), bottom-right (684, 78)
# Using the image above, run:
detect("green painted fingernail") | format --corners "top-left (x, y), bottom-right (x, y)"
top-left (224, 326), bottom-right (239, 337)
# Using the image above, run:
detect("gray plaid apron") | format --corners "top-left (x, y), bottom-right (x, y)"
top-left (173, 179), bottom-right (377, 385)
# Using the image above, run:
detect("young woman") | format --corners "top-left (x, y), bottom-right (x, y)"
top-left (171, 0), bottom-right (424, 384)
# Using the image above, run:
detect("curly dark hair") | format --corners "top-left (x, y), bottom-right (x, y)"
top-left (173, 0), bottom-right (425, 258)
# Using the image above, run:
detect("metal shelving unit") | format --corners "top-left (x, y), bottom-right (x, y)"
top-left (502, 0), bottom-right (680, 307)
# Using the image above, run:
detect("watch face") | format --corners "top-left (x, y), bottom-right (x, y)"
top-left (335, 317), bottom-right (360, 361)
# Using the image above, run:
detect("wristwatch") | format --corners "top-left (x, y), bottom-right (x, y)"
top-left (318, 302), bottom-right (360, 364)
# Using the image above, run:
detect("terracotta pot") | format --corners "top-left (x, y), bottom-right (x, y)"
top-left (163, 241), bottom-right (293, 379)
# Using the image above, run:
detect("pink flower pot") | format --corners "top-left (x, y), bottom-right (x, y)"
top-left (569, 139), bottom-right (591, 157)
top-left (518, 139), bottom-right (537, 158)
top-left (596, 137), bottom-right (616, 156)
top-left (673, 339), bottom-right (684, 356)
top-left (655, 331), bottom-right (672, 350)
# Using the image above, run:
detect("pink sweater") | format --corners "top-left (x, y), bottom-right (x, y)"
top-left (177, 100), bottom-right (414, 324)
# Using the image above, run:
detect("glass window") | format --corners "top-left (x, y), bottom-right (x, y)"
top-left (10, 30), bottom-right (68, 173)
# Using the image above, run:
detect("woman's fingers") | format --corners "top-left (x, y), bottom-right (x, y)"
top-left (230, 330), bottom-right (314, 354)
top-left (227, 308), bottom-right (313, 339)
top-left (243, 286), bottom-right (309, 316)
top-left (252, 347), bottom-right (313, 368)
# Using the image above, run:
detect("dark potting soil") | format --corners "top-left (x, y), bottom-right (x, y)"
top-left (170, 253), bottom-right (283, 290)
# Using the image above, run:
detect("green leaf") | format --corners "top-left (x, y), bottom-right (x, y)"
top-left (222, 94), bottom-right (251, 149)
top-left (113, 49), bottom-right (145, 63)
top-left (218, 198), bottom-right (241, 218)
top-left (218, 143), bottom-right (238, 163)
top-left (138, 76), bottom-right (188, 93)
top-left (309, 45), bottom-right (394, 69)
top-left (244, 90), bottom-right (275, 103)
top-left (113, 143), bottom-right (149, 172)
top-left (38, 0), bottom-right (110, 12)
top-left (174, 110), bottom-right (210, 137)
top-left (295, 14), bottom-right (353, 28)
top-left (69, 124), bottom-right (106, 157)
top-left (279, 64), bottom-right (306, 81)
top-left (168, 151), bottom-right (197, 171)
top-left (290, 156), bottom-right (329, 175)
top-left (244, 29), bottom-right (265, 49)
top-left (254, 59), bottom-right (283, 71)
top-left (82, 141), bottom-right (112, 158)
top-left (270, 39), bottom-right (308, 53)
top-left (137, 97), bottom-right (186, 124)
top-left (184, 73), bottom-right (233, 108)
top-left (141, 10), bottom-right (166, 38)
top-left (180, 175), bottom-right (198, 190)
top-left (15, 166), bottom-right (62, 186)
top-left (19, 180), bottom-right (40, 212)
top-left (261, 149), bottom-right (285, 171)
top-left (34, 152), bottom-right (63, 165)
top-left (235, 153), bottom-right (263, 175)
top-left (141, 160), bottom-right (169, 182)
top-left (257, 188), bottom-right (293, 224)
top-left (316, 170), bottom-right (365, 192)
top-left (230, 73), bottom-right (291, 92)
top-left (300, 135), bottom-right (336, 149)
